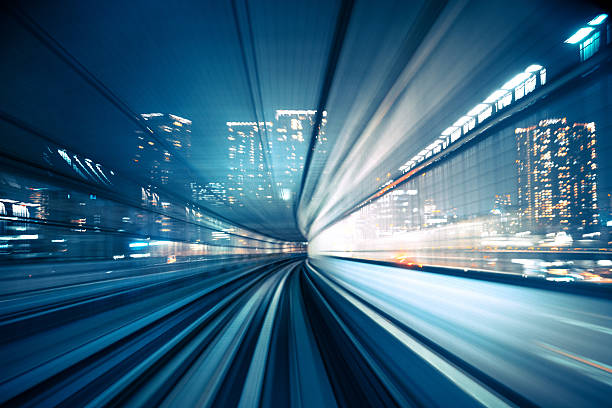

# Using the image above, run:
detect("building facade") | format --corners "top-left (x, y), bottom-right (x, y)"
top-left (515, 118), bottom-right (598, 234)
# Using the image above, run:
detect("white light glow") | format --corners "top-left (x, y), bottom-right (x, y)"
top-left (169, 114), bottom-right (192, 125)
top-left (130, 253), bottom-right (151, 258)
top-left (280, 188), bottom-right (292, 201)
top-left (483, 90), bottom-right (508, 103)
top-left (524, 64), bottom-right (543, 73)
top-left (149, 241), bottom-right (172, 246)
top-left (129, 242), bottom-right (149, 248)
top-left (441, 126), bottom-right (458, 135)
top-left (0, 234), bottom-right (39, 240)
top-left (226, 121), bottom-right (273, 127)
top-left (501, 72), bottom-right (531, 90)
top-left (565, 27), bottom-right (594, 44)
top-left (467, 104), bottom-right (490, 116)
top-left (477, 106), bottom-right (493, 123)
top-left (588, 14), bottom-right (607, 26)
top-left (426, 140), bottom-right (442, 150)
top-left (275, 109), bottom-right (317, 119)
top-left (450, 128), bottom-right (462, 143)
top-left (453, 116), bottom-right (472, 127)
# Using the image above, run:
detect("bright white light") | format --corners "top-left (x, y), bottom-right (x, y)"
top-left (129, 242), bottom-right (149, 248)
top-left (0, 234), bottom-right (39, 240)
top-left (460, 117), bottom-right (475, 134)
top-left (483, 90), bottom-right (508, 103)
top-left (453, 116), bottom-right (472, 127)
top-left (524, 64), bottom-right (543, 73)
top-left (130, 253), bottom-right (151, 258)
top-left (226, 121), bottom-right (273, 127)
top-left (280, 188), bottom-right (292, 201)
top-left (501, 72), bottom-right (531, 90)
top-left (477, 106), bottom-right (493, 123)
top-left (12, 204), bottom-right (29, 218)
top-left (450, 128), bottom-right (462, 143)
top-left (275, 110), bottom-right (317, 119)
top-left (467, 104), bottom-right (490, 116)
top-left (51, 239), bottom-right (65, 243)
top-left (169, 114), bottom-right (192, 125)
top-left (565, 27), bottom-right (594, 44)
top-left (546, 277), bottom-right (574, 282)
top-left (141, 113), bottom-right (163, 119)
top-left (149, 241), bottom-right (172, 246)
top-left (588, 14), bottom-right (607, 26)
top-left (497, 93), bottom-right (513, 110)
top-left (426, 140), bottom-right (442, 150)
top-left (441, 126), bottom-right (458, 135)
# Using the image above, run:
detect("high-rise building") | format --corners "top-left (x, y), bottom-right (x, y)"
top-left (141, 113), bottom-right (192, 156)
top-left (226, 121), bottom-right (273, 206)
top-left (515, 118), bottom-right (598, 234)
top-left (137, 113), bottom-right (192, 187)
top-left (272, 110), bottom-right (325, 201)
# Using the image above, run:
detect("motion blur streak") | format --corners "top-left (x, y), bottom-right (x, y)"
top-left (1, 0), bottom-right (612, 406)
top-left (1, 256), bottom-right (610, 406)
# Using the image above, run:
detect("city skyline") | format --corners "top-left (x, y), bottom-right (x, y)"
top-left (225, 109), bottom-right (328, 206)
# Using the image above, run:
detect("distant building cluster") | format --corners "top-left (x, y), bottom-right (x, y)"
top-left (136, 111), bottom-right (327, 210)
top-left (225, 110), bottom-right (327, 206)
top-left (225, 121), bottom-right (273, 207)
top-left (347, 115), bottom-right (602, 244)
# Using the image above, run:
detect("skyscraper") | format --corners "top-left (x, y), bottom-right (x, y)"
top-left (137, 113), bottom-right (192, 187)
top-left (515, 118), bottom-right (598, 234)
top-left (272, 110), bottom-right (321, 201)
top-left (141, 113), bottom-right (192, 156)
top-left (226, 121), bottom-right (274, 206)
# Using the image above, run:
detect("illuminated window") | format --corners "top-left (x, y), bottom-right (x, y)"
top-left (450, 128), bottom-right (462, 143)
top-left (524, 75), bottom-right (536, 94)
top-left (497, 93), bottom-right (512, 110)
top-left (462, 117), bottom-right (476, 134)
top-left (580, 31), bottom-right (600, 61)
top-left (515, 83), bottom-right (525, 100)
top-left (477, 105), bottom-right (493, 123)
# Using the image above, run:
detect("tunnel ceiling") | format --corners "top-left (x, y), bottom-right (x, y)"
top-left (0, 0), bottom-right (601, 242)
